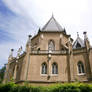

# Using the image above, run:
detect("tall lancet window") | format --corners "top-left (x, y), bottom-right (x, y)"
top-left (41, 63), bottom-right (47, 74)
top-left (48, 40), bottom-right (55, 52)
top-left (52, 63), bottom-right (58, 74)
top-left (77, 61), bottom-right (85, 74)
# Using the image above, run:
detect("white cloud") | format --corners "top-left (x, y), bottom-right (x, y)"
top-left (2, 0), bottom-right (90, 27)
top-left (0, 0), bottom-right (92, 68)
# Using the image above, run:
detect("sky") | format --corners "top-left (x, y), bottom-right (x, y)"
top-left (0, 0), bottom-right (92, 68)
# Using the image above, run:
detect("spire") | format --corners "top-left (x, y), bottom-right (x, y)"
top-left (52, 12), bottom-right (54, 18)
top-left (77, 32), bottom-right (79, 38)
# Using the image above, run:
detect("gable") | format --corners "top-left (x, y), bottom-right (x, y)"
top-left (73, 37), bottom-right (85, 49)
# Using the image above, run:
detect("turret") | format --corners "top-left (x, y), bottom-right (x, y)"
top-left (26, 35), bottom-right (32, 52)
top-left (83, 32), bottom-right (90, 51)
top-left (8, 49), bottom-right (14, 62)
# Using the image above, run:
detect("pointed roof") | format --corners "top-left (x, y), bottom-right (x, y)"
top-left (41, 15), bottom-right (64, 32)
top-left (73, 33), bottom-right (85, 49)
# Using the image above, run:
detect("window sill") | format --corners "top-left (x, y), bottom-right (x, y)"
top-left (77, 73), bottom-right (86, 76)
top-left (50, 74), bottom-right (58, 76)
top-left (41, 74), bottom-right (48, 76)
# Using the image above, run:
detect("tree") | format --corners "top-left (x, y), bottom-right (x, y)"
top-left (0, 65), bottom-right (6, 83)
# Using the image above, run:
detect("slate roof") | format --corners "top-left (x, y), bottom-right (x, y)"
top-left (41, 15), bottom-right (64, 32)
top-left (73, 36), bottom-right (85, 49)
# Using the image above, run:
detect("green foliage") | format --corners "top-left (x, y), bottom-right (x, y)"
top-left (0, 82), bottom-right (92, 92)
top-left (11, 86), bottom-right (30, 92)
top-left (0, 65), bottom-right (6, 83)
top-left (0, 82), bottom-right (14, 92)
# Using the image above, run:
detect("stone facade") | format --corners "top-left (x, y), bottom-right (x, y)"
top-left (4, 16), bottom-right (92, 85)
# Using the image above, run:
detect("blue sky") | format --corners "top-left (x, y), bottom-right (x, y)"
top-left (0, 0), bottom-right (92, 68)
top-left (0, 0), bottom-right (15, 43)
top-left (0, 0), bottom-right (38, 68)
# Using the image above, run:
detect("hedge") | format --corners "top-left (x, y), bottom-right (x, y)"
top-left (0, 82), bottom-right (92, 92)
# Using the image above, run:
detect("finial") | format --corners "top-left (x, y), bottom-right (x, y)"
top-left (83, 31), bottom-right (88, 40)
top-left (27, 35), bottom-right (32, 47)
top-left (8, 49), bottom-right (14, 59)
top-left (28, 35), bottom-right (32, 38)
top-left (77, 32), bottom-right (79, 37)
top-left (63, 28), bottom-right (66, 34)
top-left (83, 31), bottom-right (87, 35)
top-left (52, 12), bottom-right (54, 18)
top-left (17, 46), bottom-right (23, 58)
top-left (11, 49), bottom-right (14, 52)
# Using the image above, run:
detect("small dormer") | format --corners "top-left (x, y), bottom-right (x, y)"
top-left (73, 32), bottom-right (85, 49)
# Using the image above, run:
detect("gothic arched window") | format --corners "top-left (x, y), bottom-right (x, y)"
top-left (77, 61), bottom-right (85, 74)
top-left (52, 63), bottom-right (58, 74)
top-left (48, 40), bottom-right (55, 51)
top-left (41, 63), bottom-right (47, 74)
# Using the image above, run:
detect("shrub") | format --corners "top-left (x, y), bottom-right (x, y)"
top-left (0, 82), bottom-right (92, 92)
top-left (0, 83), bottom-right (13, 92)
top-left (78, 83), bottom-right (91, 92)
top-left (49, 83), bottom-right (80, 92)
top-left (30, 86), bottom-right (40, 92)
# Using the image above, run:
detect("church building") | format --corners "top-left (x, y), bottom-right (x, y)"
top-left (4, 15), bottom-right (92, 85)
